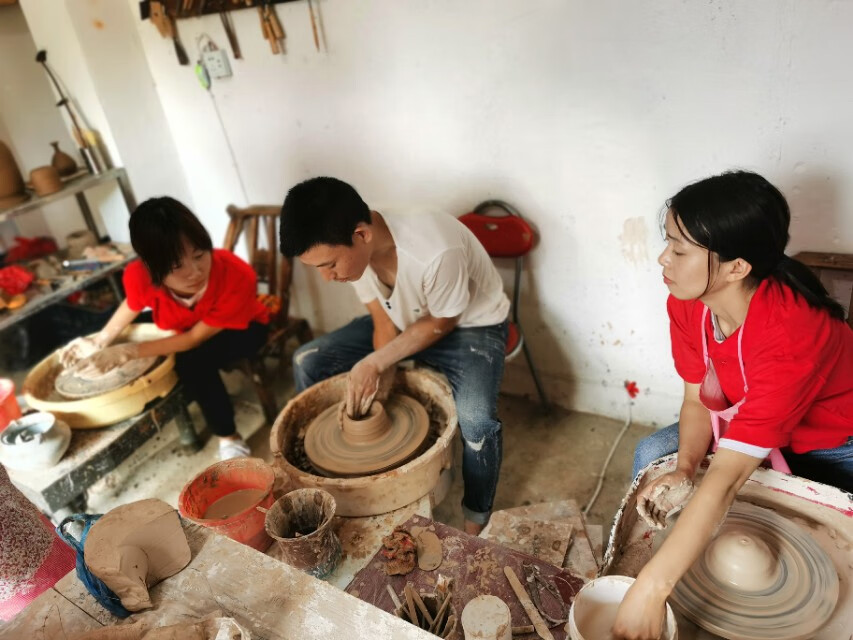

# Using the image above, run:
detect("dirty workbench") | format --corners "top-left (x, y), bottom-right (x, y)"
top-left (0, 518), bottom-right (436, 640)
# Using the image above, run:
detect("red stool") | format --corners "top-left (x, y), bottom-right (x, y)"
top-left (460, 201), bottom-right (549, 409)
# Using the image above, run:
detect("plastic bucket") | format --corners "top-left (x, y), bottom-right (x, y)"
top-left (178, 457), bottom-right (275, 551)
top-left (568, 575), bottom-right (678, 640)
top-left (0, 379), bottom-right (21, 432)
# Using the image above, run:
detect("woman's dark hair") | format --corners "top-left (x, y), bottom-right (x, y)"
top-left (280, 177), bottom-right (371, 258)
top-left (667, 170), bottom-right (845, 321)
top-left (129, 197), bottom-right (213, 286)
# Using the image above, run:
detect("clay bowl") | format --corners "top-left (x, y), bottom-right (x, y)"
top-left (29, 165), bottom-right (62, 196)
top-left (270, 368), bottom-right (458, 517)
top-left (569, 575), bottom-right (678, 640)
top-left (0, 411), bottom-right (71, 470)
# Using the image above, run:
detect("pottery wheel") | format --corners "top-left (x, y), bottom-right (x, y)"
top-left (54, 356), bottom-right (159, 399)
top-left (656, 502), bottom-right (839, 640)
top-left (304, 394), bottom-right (430, 477)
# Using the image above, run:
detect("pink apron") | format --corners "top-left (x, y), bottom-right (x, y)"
top-left (698, 306), bottom-right (791, 473)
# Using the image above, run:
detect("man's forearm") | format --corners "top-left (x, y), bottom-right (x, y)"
top-left (370, 316), bottom-right (457, 371)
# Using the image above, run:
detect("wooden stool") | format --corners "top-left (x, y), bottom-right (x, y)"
top-left (223, 204), bottom-right (314, 424)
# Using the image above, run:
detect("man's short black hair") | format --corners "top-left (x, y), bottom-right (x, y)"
top-left (280, 177), bottom-right (371, 258)
top-left (129, 196), bottom-right (213, 286)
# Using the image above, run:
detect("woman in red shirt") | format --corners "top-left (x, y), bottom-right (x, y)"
top-left (61, 197), bottom-right (269, 460)
top-left (613, 171), bottom-right (852, 640)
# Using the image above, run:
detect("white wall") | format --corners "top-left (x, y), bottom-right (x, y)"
top-left (14, 0), bottom-right (853, 425)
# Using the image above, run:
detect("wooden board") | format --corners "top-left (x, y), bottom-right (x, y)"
top-left (345, 515), bottom-right (586, 640)
top-left (0, 589), bottom-right (101, 639)
top-left (48, 520), bottom-right (434, 640)
top-left (479, 511), bottom-right (573, 567)
top-left (481, 500), bottom-right (600, 581)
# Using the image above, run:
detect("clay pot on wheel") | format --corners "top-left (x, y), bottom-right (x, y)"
top-left (30, 166), bottom-right (62, 196)
top-left (50, 141), bottom-right (77, 176)
top-left (0, 141), bottom-right (28, 208)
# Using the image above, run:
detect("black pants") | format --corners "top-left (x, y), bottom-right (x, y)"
top-left (174, 322), bottom-right (268, 437)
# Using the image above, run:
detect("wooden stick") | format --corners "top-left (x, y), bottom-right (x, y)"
top-left (442, 614), bottom-right (456, 638)
top-left (403, 582), bottom-right (419, 627)
top-left (428, 591), bottom-right (452, 634)
top-left (513, 625), bottom-right (535, 635)
top-left (504, 566), bottom-right (555, 640)
top-left (386, 584), bottom-right (403, 610)
top-left (307, 0), bottom-right (320, 51)
top-left (408, 586), bottom-right (433, 626)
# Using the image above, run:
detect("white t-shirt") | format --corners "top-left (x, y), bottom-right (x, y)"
top-left (352, 210), bottom-right (510, 331)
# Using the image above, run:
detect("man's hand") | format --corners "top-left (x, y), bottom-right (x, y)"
top-left (346, 355), bottom-right (384, 418)
top-left (58, 336), bottom-right (102, 369)
top-left (73, 343), bottom-right (140, 379)
top-left (636, 469), bottom-right (694, 529)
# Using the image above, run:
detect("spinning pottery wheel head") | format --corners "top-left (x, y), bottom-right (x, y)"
top-left (656, 502), bottom-right (839, 640)
top-left (304, 394), bottom-right (430, 477)
top-left (55, 356), bottom-right (159, 399)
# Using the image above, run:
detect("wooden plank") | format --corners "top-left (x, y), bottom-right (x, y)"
top-left (0, 589), bottom-right (102, 639)
top-left (791, 251), bottom-right (853, 271)
top-left (55, 521), bottom-right (434, 639)
top-left (480, 511), bottom-right (573, 567)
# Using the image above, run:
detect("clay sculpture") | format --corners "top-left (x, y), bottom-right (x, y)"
top-left (304, 394), bottom-right (429, 477)
top-left (84, 499), bottom-right (191, 612)
top-left (659, 501), bottom-right (839, 639)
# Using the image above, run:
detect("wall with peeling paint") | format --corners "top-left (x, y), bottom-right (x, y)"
top-left (12, 0), bottom-right (853, 425)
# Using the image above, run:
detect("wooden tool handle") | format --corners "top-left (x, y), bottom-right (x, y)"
top-left (504, 566), bottom-right (555, 640)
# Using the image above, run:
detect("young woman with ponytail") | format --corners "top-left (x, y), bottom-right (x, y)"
top-left (612, 171), bottom-right (852, 640)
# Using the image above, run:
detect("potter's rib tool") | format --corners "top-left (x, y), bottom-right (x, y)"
top-left (504, 566), bottom-right (555, 640)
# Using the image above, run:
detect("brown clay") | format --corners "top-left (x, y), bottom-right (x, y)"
top-left (413, 528), bottom-right (442, 571)
top-left (381, 527), bottom-right (417, 575)
top-left (83, 498), bottom-right (192, 611)
top-left (304, 394), bottom-right (430, 477)
top-left (0, 140), bottom-right (28, 208)
top-left (203, 488), bottom-right (267, 519)
top-left (656, 502), bottom-right (839, 639)
top-left (29, 165), bottom-right (62, 196)
top-left (264, 488), bottom-right (340, 578)
top-left (50, 141), bottom-right (77, 176)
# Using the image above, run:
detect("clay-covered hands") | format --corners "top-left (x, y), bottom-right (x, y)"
top-left (636, 469), bottom-right (694, 529)
top-left (73, 343), bottom-right (140, 378)
top-left (611, 577), bottom-right (668, 640)
top-left (346, 356), bottom-right (381, 419)
top-left (58, 336), bottom-right (102, 369)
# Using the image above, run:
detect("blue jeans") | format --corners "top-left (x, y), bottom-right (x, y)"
top-left (293, 316), bottom-right (509, 524)
top-left (633, 423), bottom-right (853, 494)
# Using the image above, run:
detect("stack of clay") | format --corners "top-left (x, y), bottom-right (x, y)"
top-left (84, 499), bottom-right (191, 612)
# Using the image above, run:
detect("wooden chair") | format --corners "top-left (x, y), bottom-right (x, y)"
top-left (459, 200), bottom-right (549, 409)
top-left (223, 204), bottom-right (314, 424)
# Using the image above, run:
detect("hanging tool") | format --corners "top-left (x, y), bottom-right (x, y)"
top-left (307, 0), bottom-right (320, 51)
top-left (169, 15), bottom-right (190, 65)
top-left (219, 11), bottom-right (242, 59)
top-left (258, 2), bottom-right (284, 54)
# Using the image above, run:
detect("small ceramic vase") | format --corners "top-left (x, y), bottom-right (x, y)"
top-left (50, 141), bottom-right (77, 176)
top-left (0, 412), bottom-right (72, 471)
top-left (30, 165), bottom-right (62, 196)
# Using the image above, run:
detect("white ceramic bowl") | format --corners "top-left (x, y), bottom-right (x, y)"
top-left (568, 575), bottom-right (678, 640)
top-left (0, 411), bottom-right (71, 471)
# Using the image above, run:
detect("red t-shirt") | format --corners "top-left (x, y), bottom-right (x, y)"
top-left (123, 249), bottom-right (269, 333)
top-left (668, 278), bottom-right (853, 453)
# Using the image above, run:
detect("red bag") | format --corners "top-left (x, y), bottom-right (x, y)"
top-left (0, 265), bottom-right (35, 295)
top-left (5, 236), bottom-right (58, 264)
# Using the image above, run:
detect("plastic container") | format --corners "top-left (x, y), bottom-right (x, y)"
top-left (0, 378), bottom-right (21, 431)
top-left (568, 575), bottom-right (678, 640)
top-left (178, 457), bottom-right (276, 551)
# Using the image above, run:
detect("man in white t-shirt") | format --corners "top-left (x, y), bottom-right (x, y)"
top-left (280, 177), bottom-right (510, 534)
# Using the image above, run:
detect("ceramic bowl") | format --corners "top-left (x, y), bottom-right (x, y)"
top-left (0, 412), bottom-right (71, 471)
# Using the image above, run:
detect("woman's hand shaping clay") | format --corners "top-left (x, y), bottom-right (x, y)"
top-left (636, 469), bottom-right (694, 529)
top-left (73, 343), bottom-right (140, 379)
top-left (611, 577), bottom-right (668, 640)
top-left (58, 336), bottom-right (102, 369)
